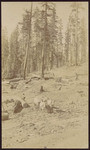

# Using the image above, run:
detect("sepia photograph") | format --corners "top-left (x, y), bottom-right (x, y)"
top-left (1, 1), bottom-right (89, 148)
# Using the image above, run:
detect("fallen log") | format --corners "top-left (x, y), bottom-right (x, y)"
top-left (44, 77), bottom-right (54, 80)
top-left (2, 112), bottom-right (9, 121)
top-left (31, 76), bottom-right (41, 80)
top-left (25, 79), bottom-right (31, 84)
top-left (9, 78), bottom-right (22, 83)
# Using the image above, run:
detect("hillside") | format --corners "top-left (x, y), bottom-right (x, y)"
top-left (2, 62), bottom-right (88, 148)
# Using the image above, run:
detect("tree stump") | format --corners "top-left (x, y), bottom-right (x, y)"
top-left (46, 105), bottom-right (53, 113)
top-left (40, 86), bottom-right (44, 92)
top-left (13, 100), bottom-right (23, 113)
top-left (76, 73), bottom-right (78, 80)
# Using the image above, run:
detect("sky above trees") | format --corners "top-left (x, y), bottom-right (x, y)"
top-left (1, 2), bottom-right (88, 38)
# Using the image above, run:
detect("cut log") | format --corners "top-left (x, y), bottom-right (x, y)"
top-left (2, 112), bottom-right (9, 121)
top-left (9, 78), bottom-right (22, 83)
top-left (44, 77), bottom-right (54, 80)
top-left (25, 79), bottom-right (31, 84)
top-left (31, 76), bottom-right (41, 80)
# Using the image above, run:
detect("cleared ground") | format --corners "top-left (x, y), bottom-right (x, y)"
top-left (2, 62), bottom-right (88, 148)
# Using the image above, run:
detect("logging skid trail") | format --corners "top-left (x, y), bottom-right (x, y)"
top-left (2, 62), bottom-right (88, 148)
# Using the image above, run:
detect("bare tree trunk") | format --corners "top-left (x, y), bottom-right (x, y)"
top-left (23, 2), bottom-right (33, 78)
top-left (50, 51), bottom-right (53, 69)
top-left (41, 2), bottom-right (47, 78)
top-left (75, 3), bottom-right (78, 66)
top-left (41, 43), bottom-right (44, 78)
top-left (23, 44), bottom-right (28, 80)
top-left (27, 2), bottom-right (33, 73)
top-left (57, 55), bottom-right (59, 68)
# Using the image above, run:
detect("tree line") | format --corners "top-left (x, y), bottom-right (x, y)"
top-left (2, 2), bottom-right (87, 79)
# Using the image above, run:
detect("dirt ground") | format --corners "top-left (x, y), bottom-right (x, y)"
top-left (2, 62), bottom-right (88, 148)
